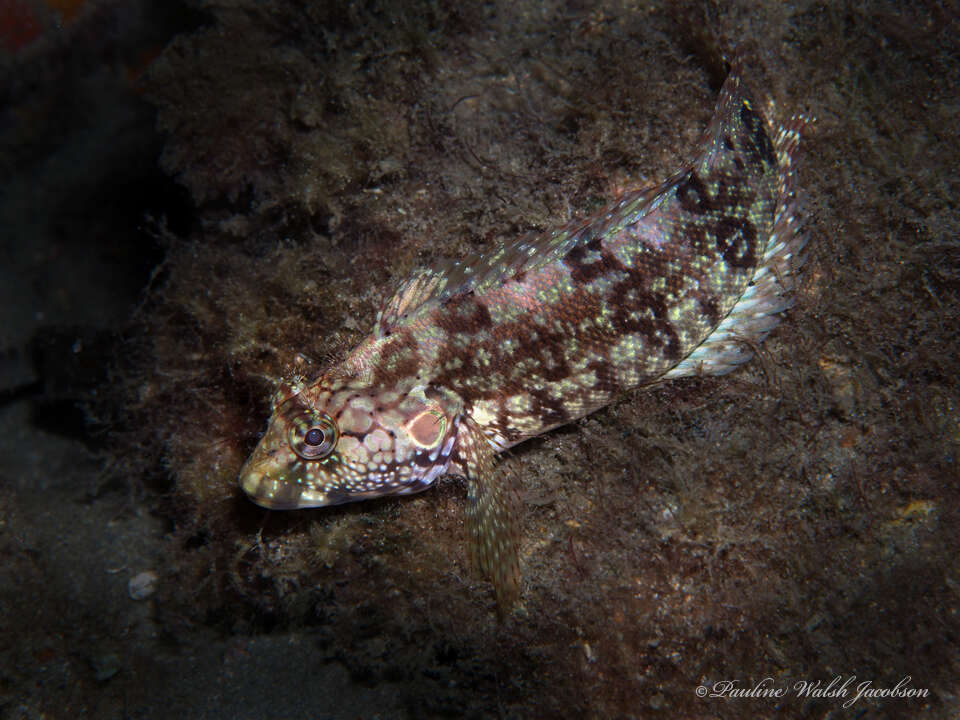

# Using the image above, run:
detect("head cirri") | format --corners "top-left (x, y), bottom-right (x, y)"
top-left (239, 373), bottom-right (461, 509)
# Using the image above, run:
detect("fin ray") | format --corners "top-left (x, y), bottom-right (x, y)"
top-left (455, 417), bottom-right (521, 608)
top-left (665, 111), bottom-right (811, 379)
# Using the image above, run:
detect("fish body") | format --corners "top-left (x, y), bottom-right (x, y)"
top-left (239, 65), bottom-right (807, 605)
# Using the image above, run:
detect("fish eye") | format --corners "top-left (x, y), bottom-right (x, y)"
top-left (289, 412), bottom-right (338, 460)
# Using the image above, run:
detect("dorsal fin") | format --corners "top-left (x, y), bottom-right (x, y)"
top-left (374, 186), bottom-right (663, 337)
top-left (373, 225), bottom-right (588, 336)
top-left (374, 231), bottom-right (555, 336)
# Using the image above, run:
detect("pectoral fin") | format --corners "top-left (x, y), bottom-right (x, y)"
top-left (455, 418), bottom-right (520, 608)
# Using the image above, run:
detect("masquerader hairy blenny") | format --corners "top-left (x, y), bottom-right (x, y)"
top-left (239, 61), bottom-right (808, 608)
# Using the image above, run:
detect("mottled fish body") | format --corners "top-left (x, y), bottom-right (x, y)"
top-left (239, 64), bottom-right (807, 605)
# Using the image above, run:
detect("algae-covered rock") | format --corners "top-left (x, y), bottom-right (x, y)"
top-left (102, 0), bottom-right (960, 715)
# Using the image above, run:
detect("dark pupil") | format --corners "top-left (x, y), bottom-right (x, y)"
top-left (304, 428), bottom-right (325, 446)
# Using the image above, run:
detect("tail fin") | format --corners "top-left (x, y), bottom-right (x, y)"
top-left (665, 85), bottom-right (811, 379)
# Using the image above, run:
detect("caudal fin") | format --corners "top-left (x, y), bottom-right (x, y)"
top-left (665, 95), bottom-right (811, 379)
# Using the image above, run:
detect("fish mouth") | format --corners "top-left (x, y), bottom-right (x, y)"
top-left (238, 463), bottom-right (320, 509)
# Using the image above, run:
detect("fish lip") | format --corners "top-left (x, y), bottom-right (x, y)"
top-left (240, 488), bottom-right (302, 510)
top-left (239, 467), bottom-right (306, 509)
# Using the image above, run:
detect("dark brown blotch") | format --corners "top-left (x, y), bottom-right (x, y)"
top-left (372, 331), bottom-right (422, 385)
top-left (738, 101), bottom-right (777, 170)
top-left (562, 243), bottom-right (608, 284)
top-left (675, 171), bottom-right (712, 214)
top-left (607, 273), bottom-right (682, 360)
top-left (714, 216), bottom-right (757, 268)
top-left (436, 295), bottom-right (494, 334)
top-left (681, 219), bottom-right (711, 254)
top-left (697, 295), bottom-right (721, 326)
top-left (584, 230), bottom-right (603, 252)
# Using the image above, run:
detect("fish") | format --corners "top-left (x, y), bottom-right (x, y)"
top-left (238, 62), bottom-right (808, 607)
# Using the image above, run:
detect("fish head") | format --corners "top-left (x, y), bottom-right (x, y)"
top-left (239, 375), bottom-right (460, 509)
